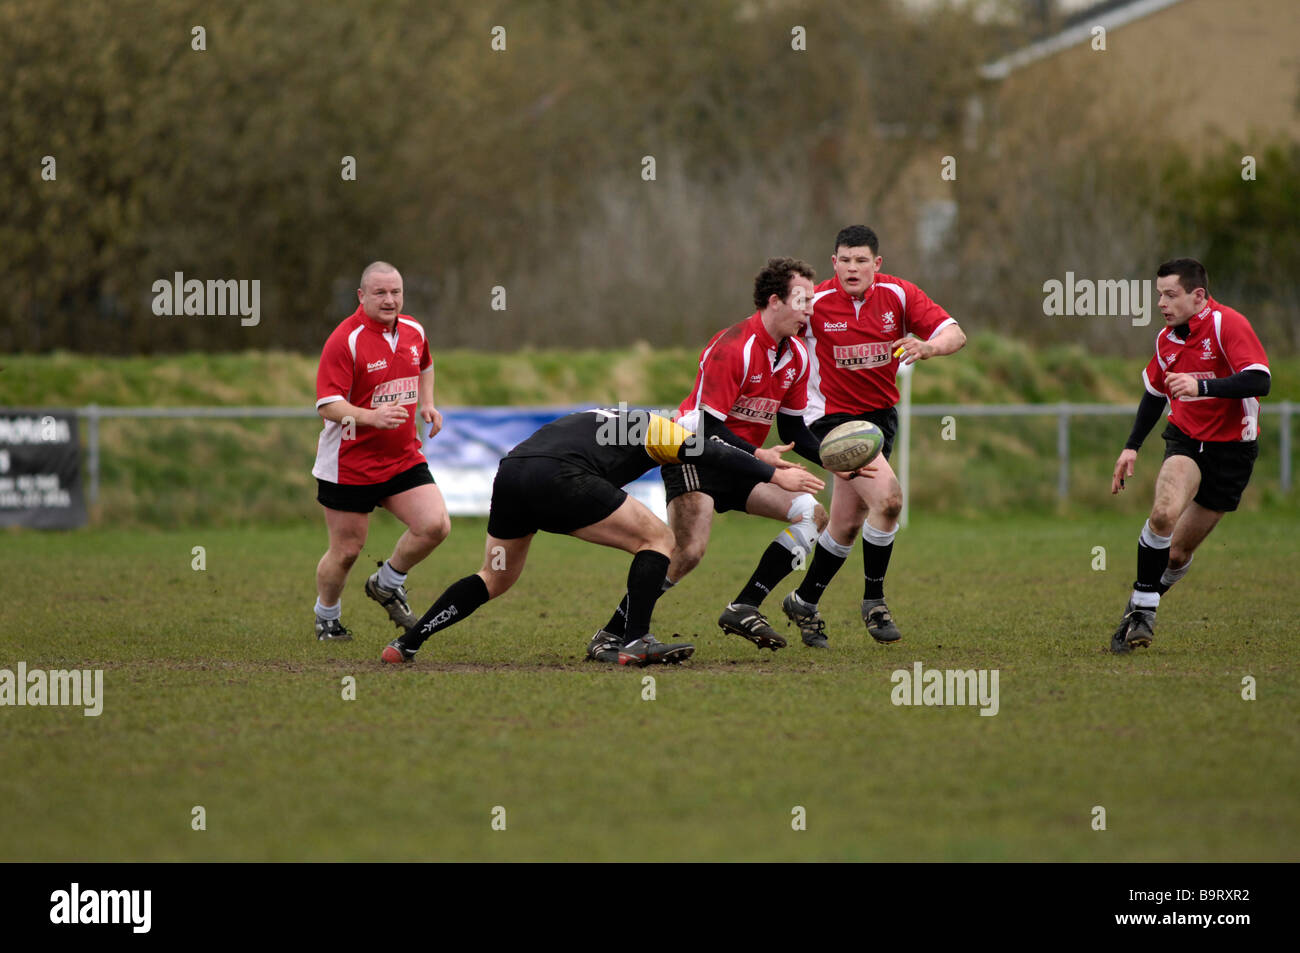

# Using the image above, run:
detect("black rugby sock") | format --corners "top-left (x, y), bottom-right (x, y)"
top-left (795, 542), bottom-right (848, 606)
top-left (862, 540), bottom-right (894, 601)
top-left (403, 574), bottom-right (489, 648)
top-left (623, 550), bottom-right (671, 642)
top-left (735, 542), bottom-right (797, 608)
top-left (602, 596), bottom-right (629, 638)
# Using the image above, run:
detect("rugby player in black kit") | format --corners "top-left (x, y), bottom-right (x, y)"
top-left (381, 406), bottom-right (824, 666)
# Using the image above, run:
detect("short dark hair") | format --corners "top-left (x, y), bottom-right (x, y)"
top-left (753, 257), bottom-right (816, 310)
top-left (1156, 258), bottom-right (1208, 295)
top-left (834, 225), bottom-right (879, 256)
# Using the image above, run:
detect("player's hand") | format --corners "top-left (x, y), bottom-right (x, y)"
top-left (756, 442), bottom-right (800, 469)
top-left (1111, 448), bottom-right (1137, 494)
top-left (368, 404), bottom-right (408, 430)
top-left (892, 336), bottom-right (933, 366)
top-left (422, 406), bottom-right (443, 438)
top-left (833, 462), bottom-right (880, 480)
top-left (1165, 372), bottom-right (1198, 400)
top-left (772, 466), bottom-right (825, 494)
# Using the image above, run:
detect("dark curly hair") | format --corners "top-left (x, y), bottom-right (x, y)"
top-left (753, 257), bottom-right (816, 310)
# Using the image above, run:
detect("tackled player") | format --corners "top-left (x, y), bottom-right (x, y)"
top-left (380, 407), bottom-right (824, 666)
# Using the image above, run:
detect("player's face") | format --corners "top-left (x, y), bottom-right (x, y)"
top-left (833, 246), bottom-right (881, 298)
top-left (358, 270), bottom-right (403, 325)
top-left (773, 276), bottom-right (815, 338)
top-left (1155, 275), bottom-right (1205, 327)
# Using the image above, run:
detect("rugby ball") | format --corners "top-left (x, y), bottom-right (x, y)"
top-left (819, 420), bottom-right (883, 472)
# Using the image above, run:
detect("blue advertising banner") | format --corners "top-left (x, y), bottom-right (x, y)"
top-left (420, 406), bottom-right (667, 518)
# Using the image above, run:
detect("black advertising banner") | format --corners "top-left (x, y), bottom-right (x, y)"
top-left (0, 409), bottom-right (87, 529)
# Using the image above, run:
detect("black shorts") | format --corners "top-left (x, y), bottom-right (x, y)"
top-left (661, 460), bottom-right (763, 514)
top-left (1162, 423), bottom-right (1258, 513)
top-left (808, 407), bottom-right (899, 461)
top-left (486, 456), bottom-right (627, 539)
top-left (316, 462), bottom-right (435, 513)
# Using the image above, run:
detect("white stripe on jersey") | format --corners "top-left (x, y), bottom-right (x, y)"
top-left (346, 325), bottom-right (364, 361)
top-left (312, 419), bottom-right (343, 483)
top-left (1142, 368), bottom-right (1163, 397)
top-left (1240, 363), bottom-right (1270, 375)
top-left (878, 282), bottom-right (907, 312)
top-left (741, 333), bottom-right (756, 380)
top-left (397, 316), bottom-right (425, 342)
top-left (802, 319), bottom-right (827, 425)
top-left (926, 317), bottom-right (957, 340)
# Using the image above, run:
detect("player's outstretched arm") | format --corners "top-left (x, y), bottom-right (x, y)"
top-left (642, 413), bottom-right (823, 494)
top-left (1112, 389), bottom-right (1166, 493)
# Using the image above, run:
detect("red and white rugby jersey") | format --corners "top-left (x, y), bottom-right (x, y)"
top-left (312, 305), bottom-right (432, 485)
top-left (802, 273), bottom-right (956, 419)
top-left (675, 311), bottom-right (810, 447)
top-left (1142, 299), bottom-right (1269, 443)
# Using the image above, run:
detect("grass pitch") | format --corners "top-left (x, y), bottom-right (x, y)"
top-left (2, 510), bottom-right (1297, 861)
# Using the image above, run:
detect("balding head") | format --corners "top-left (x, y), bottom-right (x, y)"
top-left (360, 260), bottom-right (400, 292)
top-left (357, 261), bottom-right (403, 325)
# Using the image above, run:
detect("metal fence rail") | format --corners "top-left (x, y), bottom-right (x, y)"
top-left (74, 401), bottom-right (1295, 508)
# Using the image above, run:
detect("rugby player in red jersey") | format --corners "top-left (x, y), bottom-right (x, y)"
top-left (591, 258), bottom-right (874, 654)
top-left (780, 225), bottom-right (966, 648)
top-left (310, 262), bottom-right (451, 641)
top-left (1109, 258), bottom-right (1270, 653)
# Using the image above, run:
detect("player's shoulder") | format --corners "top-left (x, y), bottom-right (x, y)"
top-left (395, 314), bottom-right (426, 341)
top-left (707, 314), bottom-right (756, 352)
top-left (321, 311), bottom-right (364, 351)
top-left (1209, 299), bottom-right (1251, 328)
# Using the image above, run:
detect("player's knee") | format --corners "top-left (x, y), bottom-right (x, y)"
top-left (1148, 509), bottom-right (1178, 537)
top-left (812, 502), bottom-right (829, 533)
top-left (673, 538), bottom-right (706, 574)
top-left (333, 540), bottom-right (364, 566)
top-left (879, 492), bottom-right (903, 523)
top-left (425, 512), bottom-right (451, 546)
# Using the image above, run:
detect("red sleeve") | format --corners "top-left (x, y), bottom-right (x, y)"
top-left (780, 342), bottom-right (810, 413)
top-left (420, 332), bottom-right (432, 373)
top-left (698, 337), bottom-right (745, 420)
top-left (316, 327), bottom-right (355, 407)
top-left (1218, 311), bottom-right (1269, 374)
top-left (900, 277), bottom-right (954, 340)
top-left (1142, 350), bottom-right (1167, 396)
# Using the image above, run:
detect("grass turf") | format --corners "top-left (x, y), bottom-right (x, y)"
top-left (1, 509), bottom-right (1296, 861)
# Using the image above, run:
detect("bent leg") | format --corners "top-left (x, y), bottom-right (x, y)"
top-left (1132, 455), bottom-right (1201, 608)
top-left (404, 533), bottom-right (533, 650)
top-left (572, 497), bottom-right (674, 642)
top-left (382, 482), bottom-right (452, 572)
